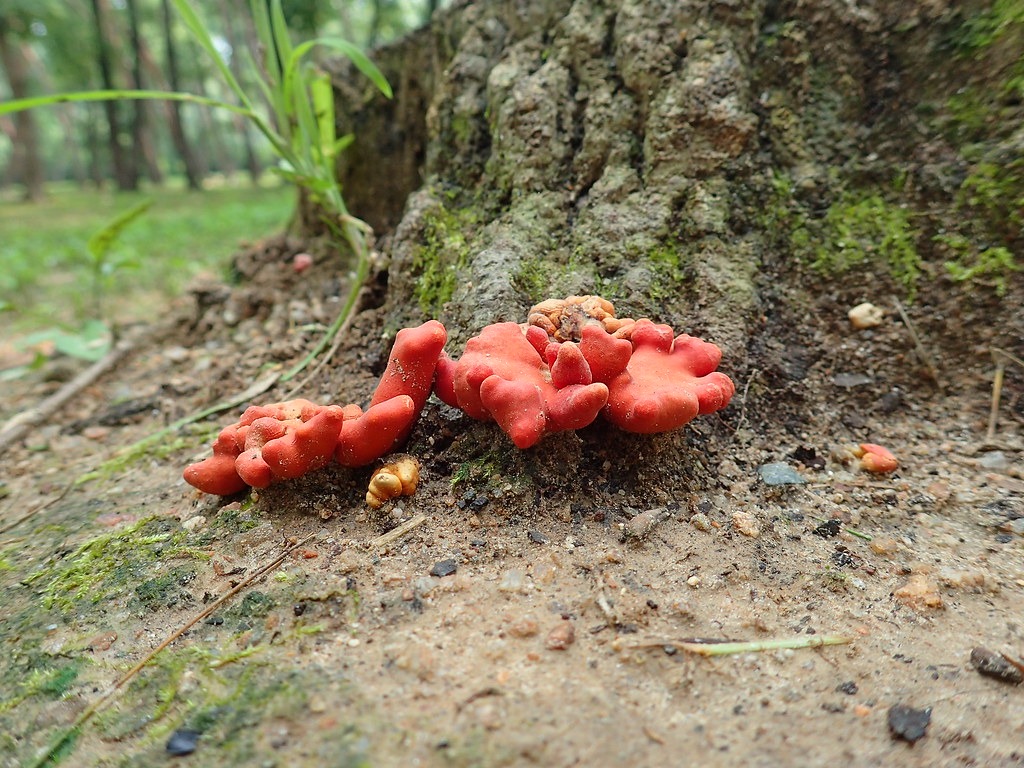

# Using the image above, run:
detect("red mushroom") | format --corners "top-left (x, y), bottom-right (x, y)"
top-left (182, 428), bottom-right (248, 496)
top-left (335, 320), bottom-right (447, 466)
top-left (856, 443), bottom-right (899, 473)
top-left (603, 320), bottom-right (735, 433)
top-left (183, 399), bottom-right (345, 493)
top-left (434, 322), bottom-right (608, 448)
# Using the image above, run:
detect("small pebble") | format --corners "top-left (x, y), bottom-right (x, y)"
top-left (429, 559), bottom-right (458, 578)
top-left (848, 302), bottom-right (884, 329)
top-left (758, 462), bottom-right (806, 486)
top-left (181, 515), bottom-right (207, 532)
top-left (978, 451), bottom-right (1009, 471)
top-left (894, 574), bottom-right (944, 611)
top-left (690, 513), bottom-right (712, 532)
top-left (832, 373), bottom-right (873, 388)
top-left (814, 519), bottom-right (842, 538)
top-left (166, 729), bottom-right (202, 756)
top-left (887, 704), bottom-right (931, 744)
top-left (87, 631), bottom-right (117, 651)
top-left (528, 529), bottom-right (550, 544)
top-left (732, 510), bottom-right (761, 538)
top-left (970, 646), bottom-right (1023, 685)
top-left (508, 617), bottom-right (540, 638)
top-left (545, 621), bottom-right (575, 651)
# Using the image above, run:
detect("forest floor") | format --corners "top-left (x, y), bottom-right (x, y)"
top-left (1, 234), bottom-right (1022, 768)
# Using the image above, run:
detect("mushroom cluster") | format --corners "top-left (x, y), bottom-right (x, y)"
top-left (183, 297), bottom-right (736, 503)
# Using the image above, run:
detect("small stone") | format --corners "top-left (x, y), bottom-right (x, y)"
top-left (893, 574), bottom-right (944, 611)
top-left (166, 729), bottom-right (202, 756)
top-left (508, 616), bottom-right (540, 638)
top-left (82, 426), bottom-right (111, 441)
top-left (292, 253), bottom-right (314, 273)
top-left (545, 621), bottom-right (575, 651)
top-left (164, 345), bottom-right (189, 362)
top-left (848, 302), bottom-right (884, 329)
top-left (970, 646), bottom-right (1024, 685)
top-left (87, 631), bottom-right (117, 651)
top-left (832, 373), bottom-right (873, 388)
top-left (732, 509), bottom-right (761, 538)
top-left (978, 451), bottom-right (1009, 471)
top-left (870, 537), bottom-right (899, 555)
top-left (498, 569), bottom-right (525, 592)
top-left (758, 462), bottom-right (806, 486)
top-left (836, 681), bottom-right (858, 695)
top-left (429, 559), bottom-right (458, 578)
top-left (690, 513), bottom-right (712, 532)
top-left (1000, 518), bottom-right (1024, 536)
top-left (814, 519), bottom-right (843, 538)
top-left (527, 529), bottom-right (550, 544)
top-left (887, 704), bottom-right (931, 744)
top-left (181, 515), bottom-right (207, 532)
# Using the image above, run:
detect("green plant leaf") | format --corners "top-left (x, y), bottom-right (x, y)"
top-left (314, 38), bottom-right (393, 98)
top-left (86, 200), bottom-right (153, 264)
top-left (0, 89), bottom-right (254, 118)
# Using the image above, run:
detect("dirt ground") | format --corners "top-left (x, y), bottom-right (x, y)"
top-left (1, 234), bottom-right (1022, 768)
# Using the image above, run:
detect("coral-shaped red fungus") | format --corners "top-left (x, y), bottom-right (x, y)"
top-left (336, 320), bottom-right (447, 466)
top-left (183, 322), bottom-right (447, 495)
top-left (184, 399), bottom-right (346, 493)
top-left (602, 319), bottom-right (735, 433)
top-left (434, 322), bottom-right (609, 448)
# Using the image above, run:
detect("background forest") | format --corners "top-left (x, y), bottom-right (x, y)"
top-left (0, 0), bottom-right (440, 353)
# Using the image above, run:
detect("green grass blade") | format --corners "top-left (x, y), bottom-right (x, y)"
top-left (170, 0), bottom-right (251, 110)
top-left (311, 70), bottom-right (336, 159)
top-left (86, 200), bottom-right (153, 263)
top-left (314, 38), bottom-right (393, 98)
top-left (0, 89), bottom-right (254, 117)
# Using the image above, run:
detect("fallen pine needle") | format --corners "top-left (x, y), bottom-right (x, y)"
top-left (29, 533), bottom-right (313, 768)
top-left (892, 295), bottom-right (942, 387)
top-left (371, 513), bottom-right (427, 549)
top-left (631, 635), bottom-right (852, 656)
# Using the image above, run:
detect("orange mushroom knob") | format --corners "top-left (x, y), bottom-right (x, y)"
top-left (183, 428), bottom-right (247, 496)
top-left (434, 322), bottom-right (608, 448)
top-left (857, 443), bottom-right (898, 473)
top-left (604, 319), bottom-right (735, 433)
top-left (336, 321), bottom-right (447, 467)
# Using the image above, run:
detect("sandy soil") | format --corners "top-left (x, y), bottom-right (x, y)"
top-left (1, 236), bottom-right (1022, 768)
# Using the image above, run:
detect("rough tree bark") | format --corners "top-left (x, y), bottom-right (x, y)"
top-left (333, 0), bottom-right (1019, 362)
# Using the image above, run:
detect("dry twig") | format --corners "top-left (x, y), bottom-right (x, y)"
top-left (371, 513), bottom-right (427, 549)
top-left (0, 331), bottom-right (142, 458)
top-left (891, 295), bottom-right (942, 387)
top-left (630, 634), bottom-right (852, 656)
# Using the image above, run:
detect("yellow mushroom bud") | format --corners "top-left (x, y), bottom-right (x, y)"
top-left (366, 456), bottom-right (421, 508)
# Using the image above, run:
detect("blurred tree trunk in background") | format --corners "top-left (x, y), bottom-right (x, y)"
top-left (219, 1), bottom-right (262, 184)
top-left (90, 0), bottom-right (139, 191)
top-left (160, 0), bottom-right (205, 189)
top-left (0, 16), bottom-right (45, 201)
top-left (85, 106), bottom-right (105, 188)
top-left (125, 0), bottom-right (164, 185)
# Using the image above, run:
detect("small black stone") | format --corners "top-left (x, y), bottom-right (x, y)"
top-left (166, 729), bottom-right (201, 756)
top-left (836, 680), bottom-right (858, 695)
top-left (888, 704), bottom-right (931, 743)
top-left (970, 646), bottom-right (1024, 685)
top-left (814, 519), bottom-right (843, 538)
top-left (293, 603), bottom-right (306, 617)
top-left (429, 559), bottom-right (458, 578)
top-left (527, 529), bottom-right (550, 544)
